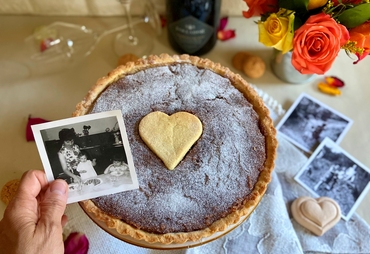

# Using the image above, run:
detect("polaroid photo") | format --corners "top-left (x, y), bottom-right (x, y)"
top-left (32, 110), bottom-right (139, 204)
top-left (294, 137), bottom-right (370, 221)
top-left (276, 93), bottom-right (353, 153)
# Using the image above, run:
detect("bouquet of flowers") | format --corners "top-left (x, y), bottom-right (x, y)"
top-left (242, 0), bottom-right (370, 75)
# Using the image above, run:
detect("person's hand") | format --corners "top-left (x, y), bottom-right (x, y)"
top-left (0, 170), bottom-right (68, 254)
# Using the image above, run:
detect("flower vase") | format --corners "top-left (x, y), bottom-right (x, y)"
top-left (270, 49), bottom-right (315, 84)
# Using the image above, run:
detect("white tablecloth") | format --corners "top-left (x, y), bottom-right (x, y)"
top-left (63, 134), bottom-right (370, 254)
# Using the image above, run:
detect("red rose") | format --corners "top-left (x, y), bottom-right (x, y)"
top-left (292, 13), bottom-right (350, 74)
top-left (242, 0), bottom-right (279, 18)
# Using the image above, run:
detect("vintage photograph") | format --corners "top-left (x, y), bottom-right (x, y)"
top-left (295, 137), bottom-right (370, 220)
top-left (32, 110), bottom-right (139, 203)
top-left (276, 93), bottom-right (353, 153)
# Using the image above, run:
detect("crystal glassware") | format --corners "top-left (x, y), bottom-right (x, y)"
top-left (113, 0), bottom-right (158, 57)
top-left (22, 0), bottom-right (160, 76)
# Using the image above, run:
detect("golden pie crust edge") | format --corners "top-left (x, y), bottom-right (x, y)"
top-left (73, 54), bottom-right (278, 244)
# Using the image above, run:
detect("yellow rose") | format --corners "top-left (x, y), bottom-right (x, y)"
top-left (258, 9), bottom-right (295, 54)
top-left (307, 0), bottom-right (328, 10)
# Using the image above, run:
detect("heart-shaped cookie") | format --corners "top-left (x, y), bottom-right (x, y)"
top-left (291, 196), bottom-right (341, 236)
top-left (139, 111), bottom-right (203, 170)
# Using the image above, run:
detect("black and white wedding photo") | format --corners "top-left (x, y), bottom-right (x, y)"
top-left (276, 93), bottom-right (353, 153)
top-left (32, 110), bottom-right (138, 203)
top-left (295, 138), bottom-right (370, 220)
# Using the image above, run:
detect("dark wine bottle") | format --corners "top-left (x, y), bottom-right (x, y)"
top-left (166, 0), bottom-right (221, 56)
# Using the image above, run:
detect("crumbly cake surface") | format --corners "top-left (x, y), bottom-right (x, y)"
top-left (90, 63), bottom-right (265, 234)
top-left (75, 54), bottom-right (277, 244)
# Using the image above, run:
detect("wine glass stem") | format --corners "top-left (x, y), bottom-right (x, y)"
top-left (122, 1), bottom-right (138, 45)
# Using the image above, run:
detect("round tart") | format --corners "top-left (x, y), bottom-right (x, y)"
top-left (74, 54), bottom-right (277, 244)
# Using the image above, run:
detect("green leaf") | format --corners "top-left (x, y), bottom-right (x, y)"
top-left (294, 17), bottom-right (304, 31)
top-left (278, 0), bottom-right (309, 12)
top-left (337, 4), bottom-right (370, 29)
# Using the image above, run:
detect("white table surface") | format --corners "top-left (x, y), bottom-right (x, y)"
top-left (1, 15), bottom-right (369, 226)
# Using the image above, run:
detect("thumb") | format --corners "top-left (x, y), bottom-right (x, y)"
top-left (38, 180), bottom-right (68, 228)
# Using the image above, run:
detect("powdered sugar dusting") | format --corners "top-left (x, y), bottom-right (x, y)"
top-left (91, 63), bottom-right (266, 234)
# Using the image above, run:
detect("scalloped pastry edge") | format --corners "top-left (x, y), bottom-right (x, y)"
top-left (74, 53), bottom-right (278, 244)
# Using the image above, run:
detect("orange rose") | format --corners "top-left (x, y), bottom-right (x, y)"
top-left (242, 0), bottom-right (279, 18)
top-left (292, 13), bottom-right (350, 75)
top-left (349, 21), bottom-right (370, 64)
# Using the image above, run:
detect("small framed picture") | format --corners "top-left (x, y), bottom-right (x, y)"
top-left (32, 110), bottom-right (139, 204)
top-left (294, 137), bottom-right (370, 220)
top-left (276, 93), bottom-right (353, 153)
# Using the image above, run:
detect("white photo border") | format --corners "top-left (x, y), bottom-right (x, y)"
top-left (32, 110), bottom-right (139, 204)
top-left (276, 93), bottom-right (353, 153)
top-left (294, 137), bottom-right (370, 221)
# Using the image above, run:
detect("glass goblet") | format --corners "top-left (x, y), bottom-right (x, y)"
top-left (113, 0), bottom-right (156, 57)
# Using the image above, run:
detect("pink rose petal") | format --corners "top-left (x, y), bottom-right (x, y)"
top-left (64, 232), bottom-right (89, 254)
top-left (325, 76), bottom-right (345, 87)
top-left (218, 17), bottom-right (228, 31)
top-left (217, 30), bottom-right (236, 41)
top-left (26, 115), bottom-right (49, 142)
